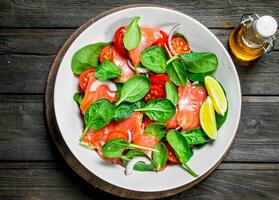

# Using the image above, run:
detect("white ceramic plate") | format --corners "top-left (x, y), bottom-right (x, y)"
top-left (54, 6), bottom-right (241, 192)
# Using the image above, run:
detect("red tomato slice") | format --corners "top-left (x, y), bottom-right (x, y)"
top-left (133, 133), bottom-right (158, 149)
top-left (165, 143), bottom-right (180, 164)
top-left (79, 68), bottom-right (95, 92)
top-left (113, 27), bottom-right (128, 56)
top-left (144, 74), bottom-right (169, 102)
top-left (106, 131), bottom-right (128, 142)
top-left (111, 46), bottom-right (135, 82)
top-left (128, 28), bottom-right (162, 66)
top-left (171, 37), bottom-right (191, 55)
top-left (99, 45), bottom-right (113, 63)
top-left (176, 82), bottom-right (207, 130)
top-left (80, 76), bottom-right (117, 114)
top-left (149, 74), bottom-right (169, 87)
top-left (152, 30), bottom-right (168, 48)
top-left (144, 85), bottom-right (165, 102)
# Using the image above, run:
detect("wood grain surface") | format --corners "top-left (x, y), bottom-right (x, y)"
top-left (0, 1), bottom-right (278, 199)
top-left (0, 0), bottom-right (278, 28)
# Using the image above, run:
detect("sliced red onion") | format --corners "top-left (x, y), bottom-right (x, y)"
top-left (192, 81), bottom-right (199, 86)
top-left (127, 59), bottom-right (150, 74)
top-left (89, 80), bottom-right (117, 92)
top-left (145, 150), bottom-right (152, 159)
top-left (168, 24), bottom-right (182, 56)
top-left (125, 156), bottom-right (152, 175)
top-left (127, 130), bottom-right (132, 143)
top-left (175, 126), bottom-right (181, 131)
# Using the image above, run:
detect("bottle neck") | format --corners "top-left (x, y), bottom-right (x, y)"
top-left (242, 21), bottom-right (269, 48)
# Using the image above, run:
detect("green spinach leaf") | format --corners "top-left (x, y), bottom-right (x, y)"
top-left (166, 130), bottom-right (198, 177)
top-left (152, 143), bottom-right (168, 171)
top-left (216, 107), bottom-right (228, 129)
top-left (101, 139), bottom-right (158, 158)
top-left (79, 99), bottom-right (114, 141)
top-left (122, 150), bottom-right (155, 171)
top-left (187, 72), bottom-right (206, 84)
top-left (166, 130), bottom-right (193, 163)
top-left (71, 42), bottom-right (110, 75)
top-left (94, 61), bottom-right (121, 81)
top-left (141, 46), bottom-right (167, 73)
top-left (115, 82), bottom-right (124, 101)
top-left (135, 99), bottom-right (176, 122)
top-left (166, 59), bottom-right (187, 86)
top-left (116, 75), bottom-right (150, 106)
top-left (182, 128), bottom-right (211, 145)
top-left (134, 100), bottom-right (145, 109)
top-left (180, 52), bottom-right (218, 73)
top-left (73, 92), bottom-right (84, 105)
top-left (144, 123), bottom-right (167, 141)
top-left (165, 81), bottom-right (179, 105)
top-left (123, 16), bottom-right (141, 50)
top-left (113, 102), bottom-right (137, 121)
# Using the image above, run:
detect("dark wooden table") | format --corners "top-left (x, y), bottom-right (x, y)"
top-left (0, 1), bottom-right (278, 199)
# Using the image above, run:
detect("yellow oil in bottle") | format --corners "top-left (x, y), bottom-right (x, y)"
top-left (229, 24), bottom-right (264, 62)
top-left (229, 15), bottom-right (277, 63)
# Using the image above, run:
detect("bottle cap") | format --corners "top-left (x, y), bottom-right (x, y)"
top-left (255, 15), bottom-right (277, 38)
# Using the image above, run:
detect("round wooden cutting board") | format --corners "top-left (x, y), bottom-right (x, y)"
top-left (45, 4), bottom-right (237, 199)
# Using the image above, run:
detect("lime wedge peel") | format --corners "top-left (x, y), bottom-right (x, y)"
top-left (204, 76), bottom-right (228, 116)
top-left (200, 96), bottom-right (217, 139)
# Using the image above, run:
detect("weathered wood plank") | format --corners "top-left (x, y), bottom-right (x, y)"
top-left (0, 54), bottom-right (54, 94)
top-left (1, 52), bottom-right (279, 95)
top-left (0, 29), bottom-right (73, 55)
top-left (0, 95), bottom-right (278, 162)
top-left (0, 0), bottom-right (279, 28)
top-left (0, 162), bottom-right (278, 199)
top-left (0, 29), bottom-right (278, 55)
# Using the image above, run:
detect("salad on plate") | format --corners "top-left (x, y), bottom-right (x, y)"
top-left (71, 16), bottom-right (228, 176)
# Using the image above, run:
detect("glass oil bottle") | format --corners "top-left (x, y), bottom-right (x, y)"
top-left (229, 14), bottom-right (277, 63)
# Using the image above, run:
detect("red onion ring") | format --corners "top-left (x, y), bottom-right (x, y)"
top-left (168, 24), bottom-right (182, 56)
top-left (89, 80), bottom-right (117, 92)
top-left (125, 156), bottom-right (152, 175)
top-left (127, 59), bottom-right (150, 74)
top-left (127, 130), bottom-right (132, 143)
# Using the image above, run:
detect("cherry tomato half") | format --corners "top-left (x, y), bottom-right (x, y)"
top-left (99, 45), bottom-right (113, 63)
top-left (153, 30), bottom-right (168, 48)
top-left (113, 27), bottom-right (128, 56)
top-left (165, 143), bottom-right (180, 164)
top-left (79, 68), bottom-right (95, 92)
top-left (149, 74), bottom-right (170, 87)
top-left (106, 131), bottom-right (128, 142)
top-left (144, 74), bottom-right (170, 102)
top-left (171, 37), bottom-right (191, 55)
top-left (144, 85), bottom-right (165, 102)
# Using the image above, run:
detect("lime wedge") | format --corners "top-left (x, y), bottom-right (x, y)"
top-left (200, 96), bottom-right (217, 139)
top-left (204, 76), bottom-right (228, 116)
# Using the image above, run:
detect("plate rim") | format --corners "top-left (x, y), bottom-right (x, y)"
top-left (45, 4), bottom-right (242, 199)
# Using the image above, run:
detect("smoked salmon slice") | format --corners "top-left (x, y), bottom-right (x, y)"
top-left (128, 28), bottom-right (162, 66)
top-left (112, 46), bottom-right (135, 82)
top-left (80, 76), bottom-right (117, 114)
top-left (82, 112), bottom-right (144, 164)
top-left (165, 82), bottom-right (206, 130)
top-left (176, 82), bottom-right (207, 130)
